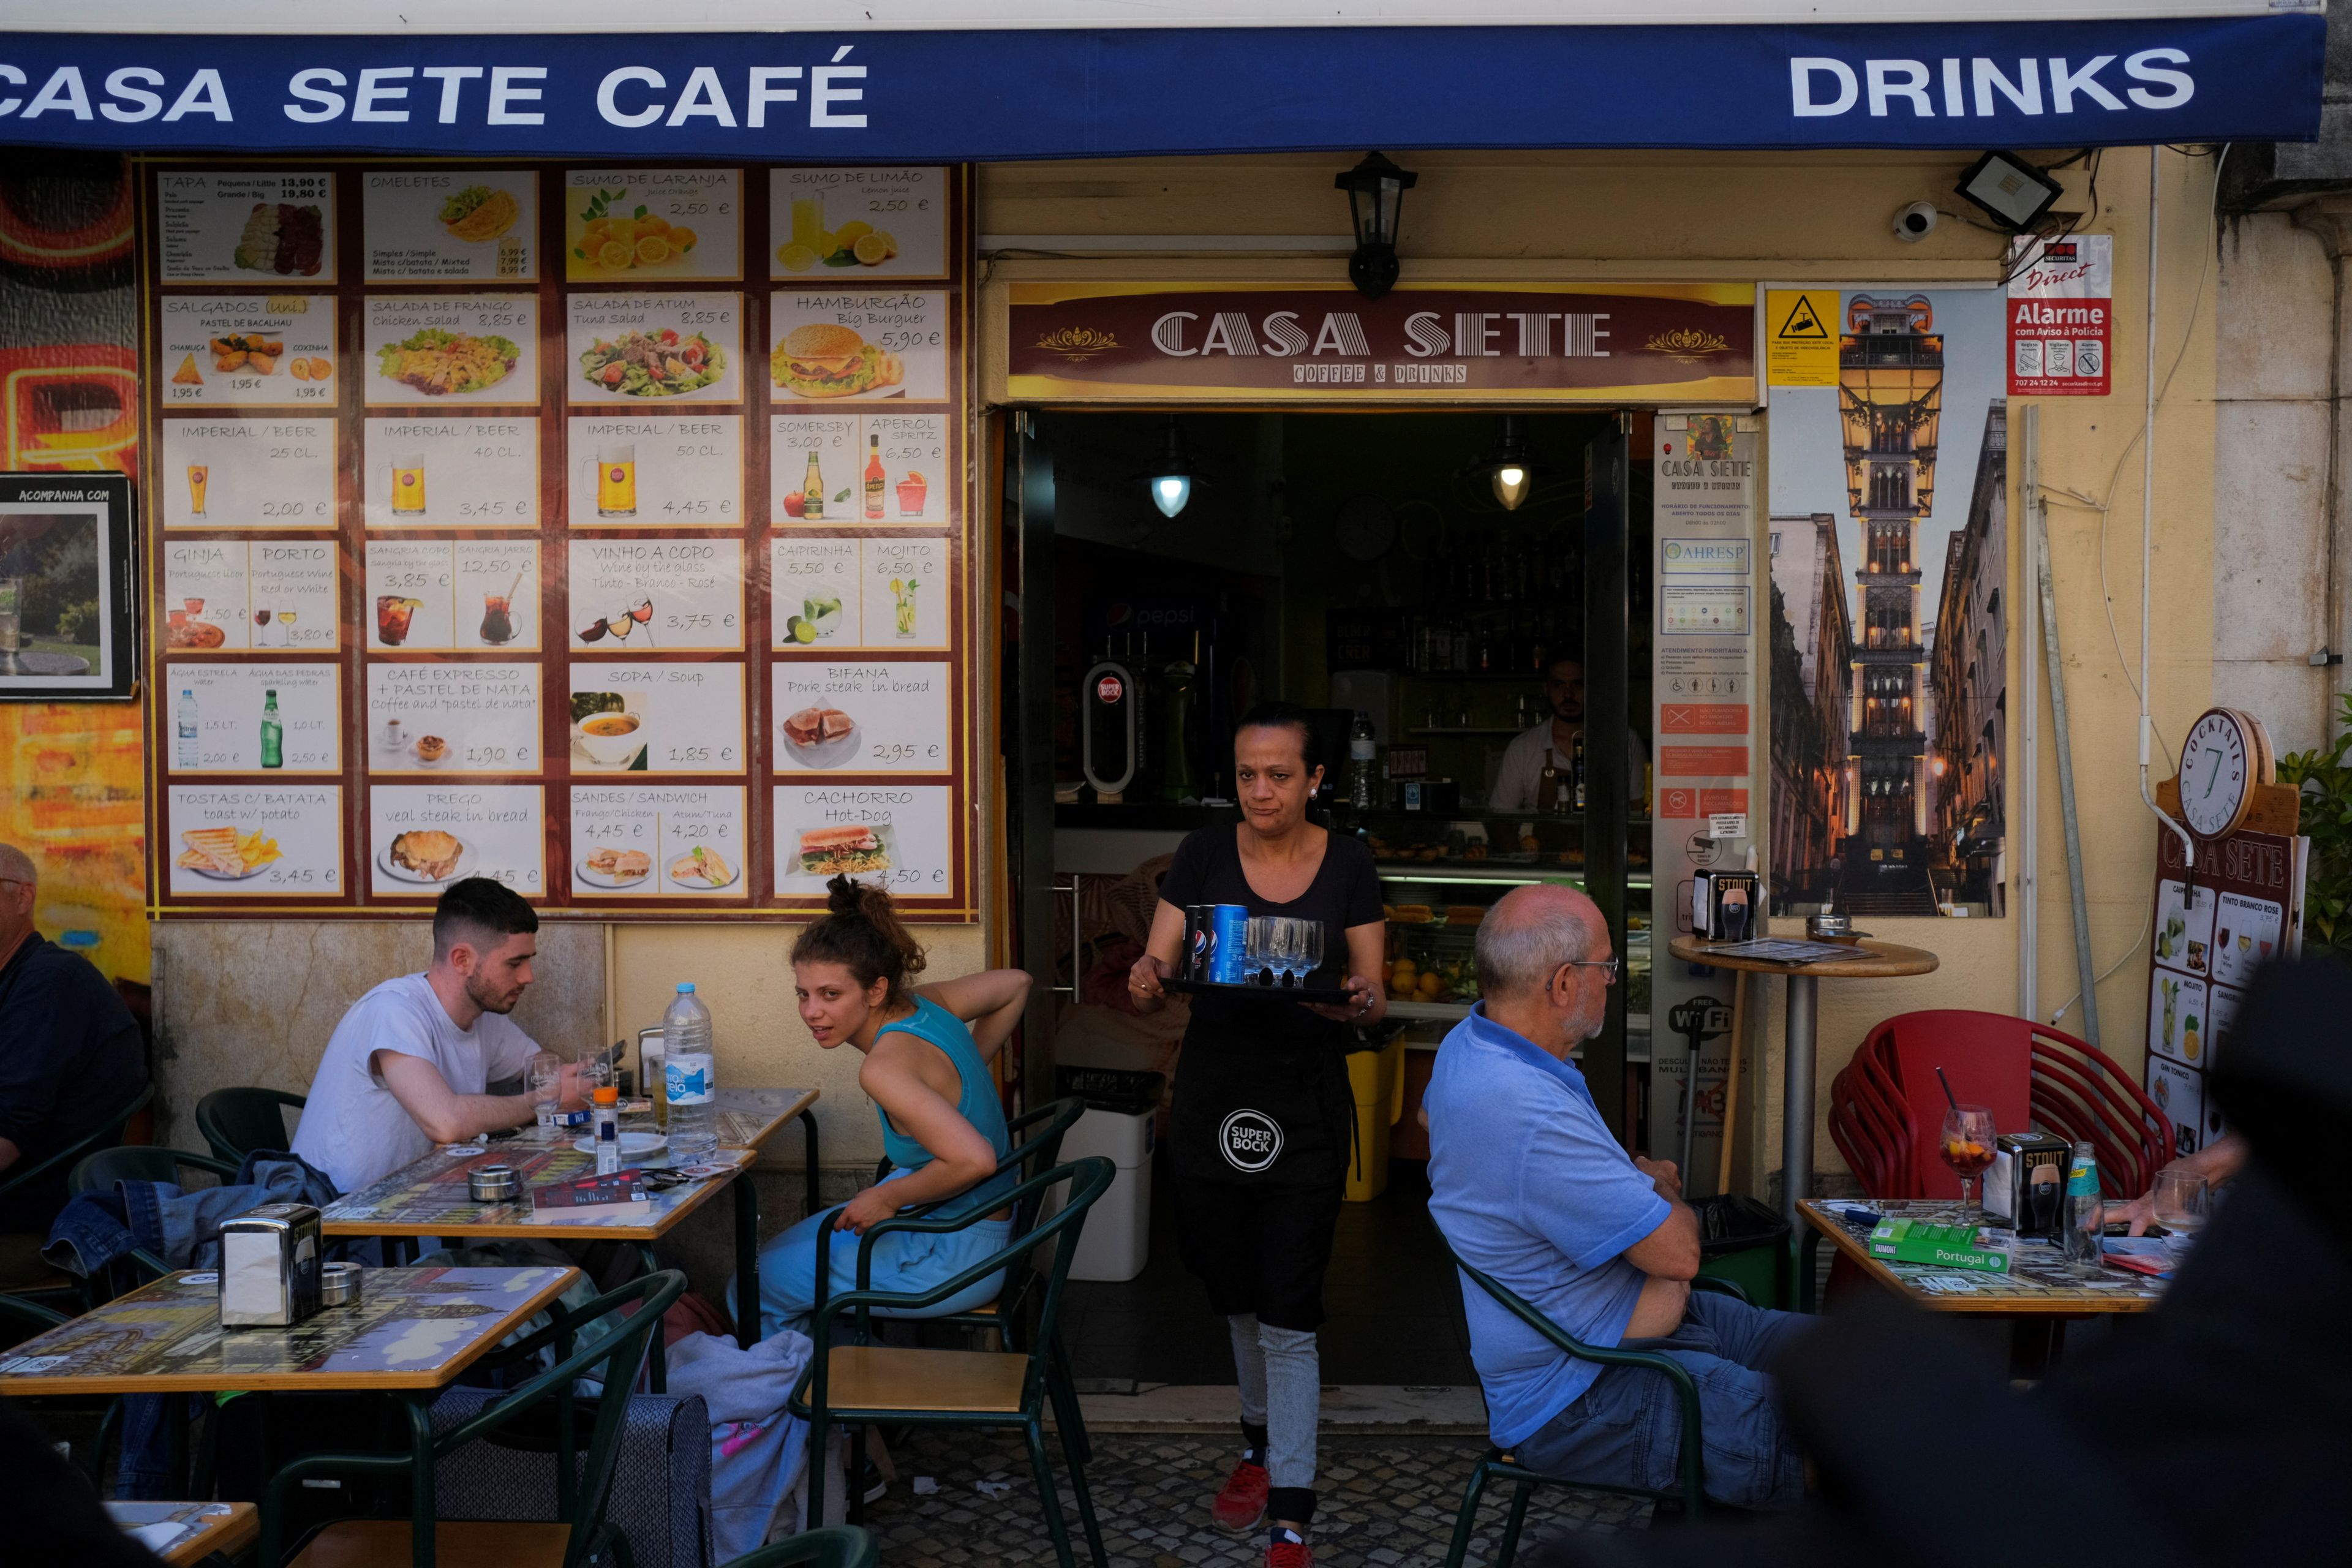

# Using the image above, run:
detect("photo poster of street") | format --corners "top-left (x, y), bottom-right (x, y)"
top-left (1765, 286), bottom-right (2008, 919)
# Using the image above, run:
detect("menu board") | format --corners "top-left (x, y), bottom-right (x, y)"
top-left (146, 162), bottom-right (973, 917)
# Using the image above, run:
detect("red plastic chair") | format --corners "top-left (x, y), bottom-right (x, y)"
top-left (1831, 1011), bottom-right (2171, 1200)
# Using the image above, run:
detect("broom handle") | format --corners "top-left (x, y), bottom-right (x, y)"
top-left (1717, 970), bottom-right (1746, 1194)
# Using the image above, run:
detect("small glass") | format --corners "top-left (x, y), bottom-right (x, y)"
top-left (1243, 917), bottom-right (1275, 986)
top-left (526, 1050), bottom-right (564, 1130)
top-left (1940, 1104), bottom-right (1997, 1219)
top-left (2151, 1168), bottom-right (2210, 1260)
top-left (1299, 920), bottom-right (1325, 985)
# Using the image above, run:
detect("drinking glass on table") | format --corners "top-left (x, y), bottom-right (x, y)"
top-left (1940, 1104), bottom-right (1997, 1219)
top-left (527, 1050), bottom-right (565, 1129)
top-left (1243, 917), bottom-right (1274, 986)
top-left (2151, 1167), bottom-right (2211, 1259)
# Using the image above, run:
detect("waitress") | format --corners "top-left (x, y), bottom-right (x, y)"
top-left (1130, 701), bottom-right (1386, 1568)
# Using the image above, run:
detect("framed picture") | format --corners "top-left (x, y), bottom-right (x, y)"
top-left (0, 472), bottom-right (137, 701)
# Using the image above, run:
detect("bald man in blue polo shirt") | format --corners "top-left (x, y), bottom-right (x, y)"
top-left (1425, 884), bottom-right (1809, 1510)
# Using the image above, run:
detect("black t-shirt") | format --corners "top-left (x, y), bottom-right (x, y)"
top-left (1156, 824), bottom-right (1384, 1188)
top-left (0, 933), bottom-right (148, 1232)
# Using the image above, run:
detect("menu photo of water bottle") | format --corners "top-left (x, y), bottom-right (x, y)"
top-left (164, 662), bottom-right (341, 774)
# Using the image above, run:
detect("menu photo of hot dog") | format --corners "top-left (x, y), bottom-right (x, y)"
top-left (773, 785), bottom-right (952, 898)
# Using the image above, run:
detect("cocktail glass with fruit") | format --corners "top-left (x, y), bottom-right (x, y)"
top-left (891, 577), bottom-right (917, 639)
top-left (895, 470), bottom-right (929, 518)
top-left (375, 595), bottom-right (421, 647)
top-left (1940, 1104), bottom-right (1997, 1220)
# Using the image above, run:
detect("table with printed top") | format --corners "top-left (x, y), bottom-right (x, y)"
top-left (106, 1501), bottom-right (260, 1567)
top-left (319, 1085), bottom-right (818, 1364)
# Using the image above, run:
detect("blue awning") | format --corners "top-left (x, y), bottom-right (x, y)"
top-left (0, 17), bottom-right (2321, 159)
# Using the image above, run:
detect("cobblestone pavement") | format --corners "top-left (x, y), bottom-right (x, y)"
top-left (864, 1428), bottom-right (1654, 1567)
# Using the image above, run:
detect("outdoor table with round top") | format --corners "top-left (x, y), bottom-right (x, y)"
top-left (1665, 935), bottom-right (1938, 1226)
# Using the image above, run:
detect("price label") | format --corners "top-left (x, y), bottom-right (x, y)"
top-left (165, 785), bottom-right (344, 899)
top-left (159, 298), bottom-right (338, 410)
top-left (366, 662), bottom-right (541, 777)
top-left (768, 167), bottom-right (949, 280)
top-left (369, 785), bottom-right (545, 898)
top-left (769, 290), bottom-right (950, 404)
top-left (565, 170), bottom-right (743, 282)
top-left (567, 415), bottom-right (744, 529)
top-left (364, 170), bottom-right (540, 283)
top-left (362, 418), bottom-right (539, 529)
top-left (567, 660), bottom-right (745, 776)
top-left (566, 293), bottom-right (744, 407)
top-left (772, 660), bottom-right (951, 775)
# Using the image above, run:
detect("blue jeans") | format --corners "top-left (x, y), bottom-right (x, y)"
top-left (731, 1173), bottom-right (1010, 1342)
top-left (1515, 1291), bottom-right (1809, 1510)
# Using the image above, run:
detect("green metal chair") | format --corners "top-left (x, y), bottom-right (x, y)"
top-left (793, 1157), bottom-right (1115, 1568)
top-left (718, 1526), bottom-right (876, 1568)
top-left (194, 1086), bottom-right (306, 1166)
top-left (66, 1144), bottom-right (243, 1308)
top-left (1438, 1234), bottom-right (1749, 1567)
top-left (258, 1267), bottom-right (688, 1568)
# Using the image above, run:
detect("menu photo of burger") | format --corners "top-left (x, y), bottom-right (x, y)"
top-left (770, 323), bottom-right (905, 401)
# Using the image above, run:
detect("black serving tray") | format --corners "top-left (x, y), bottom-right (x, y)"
top-left (1166, 976), bottom-right (1355, 1006)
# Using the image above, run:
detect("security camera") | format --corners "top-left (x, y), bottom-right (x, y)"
top-left (1892, 202), bottom-right (1939, 243)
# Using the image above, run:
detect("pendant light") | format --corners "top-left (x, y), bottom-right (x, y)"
top-left (1145, 415), bottom-right (1194, 518)
top-left (1475, 416), bottom-right (1540, 511)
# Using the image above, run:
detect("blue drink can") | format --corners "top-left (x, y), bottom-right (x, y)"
top-left (1207, 904), bottom-right (1250, 984)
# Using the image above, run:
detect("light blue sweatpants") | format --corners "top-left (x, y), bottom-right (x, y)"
top-left (731, 1172), bottom-right (1010, 1342)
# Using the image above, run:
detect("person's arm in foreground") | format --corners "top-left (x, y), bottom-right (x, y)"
top-left (914, 968), bottom-right (1034, 1065)
top-left (1305, 920), bottom-right (1390, 1024)
top-left (1621, 1155), bottom-right (1702, 1336)
top-left (1128, 900), bottom-right (1188, 1014)
top-left (835, 1035), bottom-right (1001, 1232)
top-left (374, 1049), bottom-right (581, 1146)
top-left (2107, 1131), bottom-right (2248, 1235)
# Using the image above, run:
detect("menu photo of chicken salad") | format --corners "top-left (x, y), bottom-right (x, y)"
top-left (568, 294), bottom-right (740, 404)
top-left (364, 170), bottom-right (538, 282)
top-left (158, 172), bottom-right (337, 284)
top-left (364, 297), bottom-right (540, 405)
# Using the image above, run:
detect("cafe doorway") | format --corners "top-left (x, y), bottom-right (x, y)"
top-left (998, 407), bottom-right (1657, 1389)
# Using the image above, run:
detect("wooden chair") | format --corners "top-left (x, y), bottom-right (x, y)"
top-left (718, 1526), bottom-right (876, 1568)
top-left (1438, 1234), bottom-right (1746, 1567)
top-left (195, 1087), bottom-right (307, 1166)
top-left (260, 1268), bottom-right (688, 1568)
top-left (791, 1158), bottom-right (1116, 1568)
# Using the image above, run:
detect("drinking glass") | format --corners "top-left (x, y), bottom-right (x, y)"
top-left (1940, 1104), bottom-right (1997, 1218)
top-left (1269, 918), bottom-right (1305, 986)
top-left (630, 595), bottom-right (655, 647)
top-left (1244, 917), bottom-right (1275, 986)
top-left (2151, 1168), bottom-right (2210, 1257)
top-left (1300, 921), bottom-right (1326, 986)
top-left (526, 1050), bottom-right (564, 1130)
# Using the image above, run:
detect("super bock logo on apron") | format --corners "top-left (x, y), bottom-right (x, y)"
top-left (1217, 1109), bottom-right (1284, 1174)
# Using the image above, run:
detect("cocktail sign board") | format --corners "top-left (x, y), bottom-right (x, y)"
top-left (1005, 282), bottom-right (1756, 404)
top-left (2143, 709), bottom-right (2306, 1162)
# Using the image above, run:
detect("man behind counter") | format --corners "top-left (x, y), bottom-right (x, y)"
top-left (1488, 655), bottom-right (1649, 813)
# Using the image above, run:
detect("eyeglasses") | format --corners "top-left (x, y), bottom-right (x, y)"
top-left (1548, 956), bottom-right (1620, 988)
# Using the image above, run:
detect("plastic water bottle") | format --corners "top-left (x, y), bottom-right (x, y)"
top-left (176, 689), bottom-right (200, 769)
top-left (663, 982), bottom-right (717, 1161)
top-left (2062, 1141), bottom-right (2103, 1272)
top-left (1348, 712), bottom-right (1377, 810)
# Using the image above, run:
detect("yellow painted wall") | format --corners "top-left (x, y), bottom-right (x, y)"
top-left (976, 148), bottom-right (2218, 1192)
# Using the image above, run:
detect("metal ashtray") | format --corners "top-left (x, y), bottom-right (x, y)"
top-left (468, 1164), bottom-right (521, 1202)
top-left (320, 1261), bottom-right (363, 1308)
top-left (1807, 911), bottom-right (1869, 943)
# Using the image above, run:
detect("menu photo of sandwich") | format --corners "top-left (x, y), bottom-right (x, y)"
top-left (579, 843), bottom-right (652, 889)
top-left (797, 823), bottom-right (891, 877)
top-left (668, 844), bottom-right (738, 890)
top-left (780, 704), bottom-right (858, 768)
top-left (380, 829), bottom-right (470, 884)
top-left (176, 826), bottom-right (283, 881)
top-left (770, 324), bottom-right (905, 401)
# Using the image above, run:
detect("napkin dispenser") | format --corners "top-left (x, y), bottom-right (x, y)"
top-left (218, 1204), bottom-right (324, 1329)
top-left (1690, 870), bottom-right (1760, 941)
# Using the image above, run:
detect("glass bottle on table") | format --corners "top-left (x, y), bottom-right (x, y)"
top-left (2063, 1142), bottom-right (2104, 1270)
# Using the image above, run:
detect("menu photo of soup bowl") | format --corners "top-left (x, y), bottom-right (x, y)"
top-left (571, 692), bottom-right (648, 772)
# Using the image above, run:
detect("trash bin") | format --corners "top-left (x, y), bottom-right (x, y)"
top-left (1344, 1030), bottom-right (1408, 1203)
top-left (1694, 1193), bottom-right (1790, 1308)
top-left (1052, 1067), bottom-right (1163, 1283)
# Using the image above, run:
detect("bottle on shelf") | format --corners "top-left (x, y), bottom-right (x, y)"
top-left (663, 982), bottom-right (718, 1161)
top-left (176, 688), bottom-right (200, 769)
top-left (864, 434), bottom-right (886, 521)
top-left (259, 688), bottom-right (283, 771)
top-left (1571, 729), bottom-right (1586, 812)
top-left (802, 449), bottom-right (826, 521)
top-left (1348, 712), bottom-right (1377, 810)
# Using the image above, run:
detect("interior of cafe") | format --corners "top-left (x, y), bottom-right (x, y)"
top-left (1011, 409), bottom-right (1657, 1384)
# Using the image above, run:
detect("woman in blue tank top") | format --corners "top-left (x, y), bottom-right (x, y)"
top-left (733, 875), bottom-right (1025, 1340)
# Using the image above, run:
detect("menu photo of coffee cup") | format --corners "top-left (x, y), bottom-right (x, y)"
top-left (571, 692), bottom-right (646, 771)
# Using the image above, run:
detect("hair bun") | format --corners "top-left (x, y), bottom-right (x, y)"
top-left (824, 873), bottom-right (866, 916)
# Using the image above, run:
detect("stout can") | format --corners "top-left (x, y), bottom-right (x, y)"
top-left (1208, 904), bottom-right (1250, 985)
top-left (1183, 905), bottom-right (1215, 980)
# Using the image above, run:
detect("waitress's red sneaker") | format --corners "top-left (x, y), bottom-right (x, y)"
top-left (1211, 1459), bottom-right (1269, 1531)
top-left (1265, 1526), bottom-right (1314, 1567)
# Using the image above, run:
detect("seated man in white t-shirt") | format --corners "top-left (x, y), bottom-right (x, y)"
top-left (293, 877), bottom-right (583, 1194)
